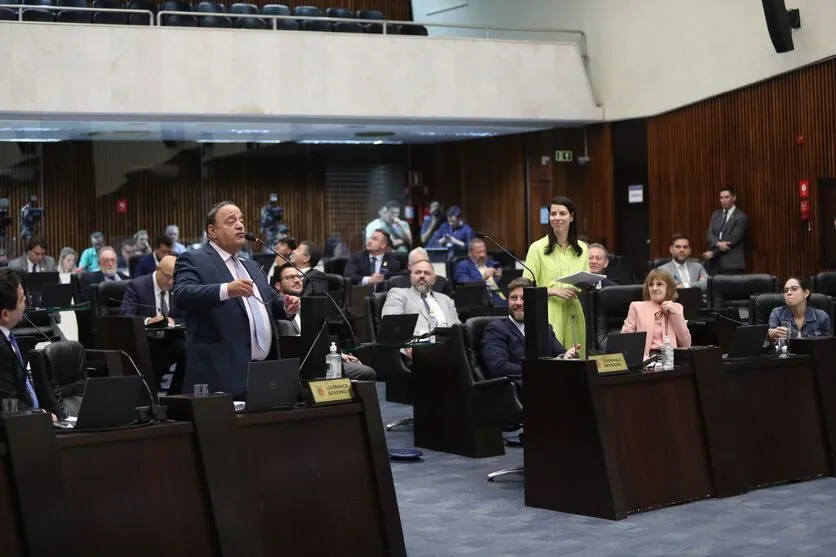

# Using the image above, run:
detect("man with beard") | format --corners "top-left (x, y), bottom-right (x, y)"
top-left (481, 277), bottom-right (580, 379)
top-left (274, 263), bottom-right (375, 380)
top-left (382, 259), bottom-right (459, 337)
top-left (659, 234), bottom-right (708, 291)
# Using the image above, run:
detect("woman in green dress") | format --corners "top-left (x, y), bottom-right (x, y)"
top-left (523, 196), bottom-right (589, 356)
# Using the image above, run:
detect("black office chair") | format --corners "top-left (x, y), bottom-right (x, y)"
top-left (29, 340), bottom-right (89, 420)
top-left (447, 255), bottom-right (469, 285)
top-left (22, 0), bottom-right (54, 21)
top-left (0, 7), bottom-right (16, 19)
top-left (262, 2), bottom-right (288, 15)
top-left (812, 272), bottom-right (836, 297)
top-left (591, 285), bottom-right (644, 352)
top-left (387, 273), bottom-right (452, 295)
top-left (462, 318), bottom-right (524, 480)
top-left (301, 18), bottom-right (330, 31)
top-left (196, 1), bottom-right (231, 27)
top-left (397, 23), bottom-right (429, 36)
top-left (92, 280), bottom-right (131, 317)
top-left (648, 258), bottom-right (670, 269)
top-left (325, 6), bottom-right (351, 19)
top-left (709, 274), bottom-right (778, 310)
top-left (293, 4), bottom-right (322, 17)
top-left (357, 8), bottom-right (383, 33)
top-left (56, 0), bottom-right (90, 23)
top-left (230, 3), bottom-right (265, 28)
top-left (263, 4), bottom-right (296, 29)
top-left (324, 256), bottom-right (349, 276)
top-left (749, 293), bottom-right (833, 325)
top-left (126, 0), bottom-right (155, 24)
top-left (159, 0), bottom-right (196, 26)
top-left (323, 273), bottom-right (349, 308)
top-left (91, 0), bottom-right (126, 24)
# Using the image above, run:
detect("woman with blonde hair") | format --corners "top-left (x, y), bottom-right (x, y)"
top-left (57, 247), bottom-right (78, 283)
top-left (622, 269), bottom-right (692, 358)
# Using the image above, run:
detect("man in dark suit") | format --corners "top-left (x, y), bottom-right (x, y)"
top-left (120, 255), bottom-right (187, 393)
top-left (0, 269), bottom-right (55, 420)
top-left (172, 201), bottom-right (300, 397)
top-left (587, 243), bottom-right (618, 289)
top-left (703, 188), bottom-right (749, 275)
top-left (343, 228), bottom-right (400, 292)
top-left (387, 247), bottom-right (452, 295)
top-left (481, 278), bottom-right (580, 379)
top-left (77, 246), bottom-right (129, 303)
top-left (290, 241), bottom-right (328, 297)
top-left (134, 235), bottom-right (173, 278)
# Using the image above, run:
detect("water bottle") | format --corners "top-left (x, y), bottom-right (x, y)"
top-left (427, 314), bottom-right (438, 344)
top-left (325, 342), bottom-right (342, 379)
top-left (661, 335), bottom-right (674, 371)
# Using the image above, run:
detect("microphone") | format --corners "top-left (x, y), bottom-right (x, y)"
top-left (21, 311), bottom-right (57, 346)
top-left (244, 232), bottom-right (356, 344)
top-left (474, 231), bottom-right (537, 287)
top-left (640, 353), bottom-right (663, 368)
top-left (710, 311), bottom-right (747, 326)
top-left (298, 318), bottom-right (328, 375)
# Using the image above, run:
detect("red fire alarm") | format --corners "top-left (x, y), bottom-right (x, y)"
top-left (799, 180), bottom-right (809, 198)
top-left (796, 135), bottom-right (804, 145)
top-left (116, 199), bottom-right (128, 214)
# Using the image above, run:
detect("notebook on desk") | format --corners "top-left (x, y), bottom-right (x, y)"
top-left (24, 271), bottom-right (60, 294)
top-left (605, 332), bottom-right (647, 369)
top-left (376, 314), bottom-right (419, 345)
top-left (38, 283), bottom-right (73, 309)
top-left (724, 324), bottom-right (770, 359)
top-left (242, 358), bottom-right (300, 413)
top-left (453, 283), bottom-right (488, 310)
top-left (677, 287), bottom-right (703, 320)
top-left (61, 376), bottom-right (143, 431)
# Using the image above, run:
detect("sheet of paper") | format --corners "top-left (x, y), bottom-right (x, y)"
top-left (556, 271), bottom-right (608, 286)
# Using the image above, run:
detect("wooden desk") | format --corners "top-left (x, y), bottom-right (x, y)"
top-left (687, 348), bottom-right (831, 496)
top-left (524, 356), bottom-right (714, 520)
top-left (0, 382), bottom-right (404, 557)
top-left (790, 337), bottom-right (836, 471)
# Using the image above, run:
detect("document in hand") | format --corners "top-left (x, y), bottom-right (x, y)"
top-left (556, 271), bottom-right (608, 286)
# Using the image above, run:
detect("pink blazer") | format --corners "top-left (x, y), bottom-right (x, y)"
top-left (621, 301), bottom-right (692, 357)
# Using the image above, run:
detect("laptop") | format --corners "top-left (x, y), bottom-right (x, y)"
top-left (454, 284), bottom-right (488, 309)
top-left (724, 324), bottom-right (770, 359)
top-left (242, 358), bottom-right (301, 412)
top-left (24, 271), bottom-right (60, 294)
top-left (38, 283), bottom-right (74, 309)
top-left (677, 287), bottom-right (703, 320)
top-left (376, 314), bottom-right (419, 345)
top-left (605, 332), bottom-right (648, 369)
top-left (70, 376), bottom-right (143, 430)
top-left (425, 247), bottom-right (449, 264)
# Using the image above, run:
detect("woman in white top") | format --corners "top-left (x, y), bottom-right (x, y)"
top-left (57, 247), bottom-right (78, 283)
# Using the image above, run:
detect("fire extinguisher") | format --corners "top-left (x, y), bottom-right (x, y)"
top-left (800, 180), bottom-right (811, 221)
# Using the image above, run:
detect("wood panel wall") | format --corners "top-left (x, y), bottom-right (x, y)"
top-left (647, 59), bottom-right (836, 279)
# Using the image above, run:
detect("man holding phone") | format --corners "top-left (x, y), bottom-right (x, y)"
top-left (427, 206), bottom-right (474, 252)
top-left (453, 238), bottom-right (506, 306)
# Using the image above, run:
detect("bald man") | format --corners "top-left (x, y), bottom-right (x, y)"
top-left (120, 254), bottom-right (187, 392)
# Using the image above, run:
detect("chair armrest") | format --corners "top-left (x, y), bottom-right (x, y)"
top-left (473, 377), bottom-right (515, 390)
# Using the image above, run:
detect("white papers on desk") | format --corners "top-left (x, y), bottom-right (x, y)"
top-left (556, 272), bottom-right (608, 286)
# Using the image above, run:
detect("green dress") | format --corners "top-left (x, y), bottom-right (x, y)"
top-left (523, 236), bottom-right (589, 357)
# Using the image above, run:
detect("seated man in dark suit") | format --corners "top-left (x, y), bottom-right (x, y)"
top-left (274, 263), bottom-right (375, 380)
top-left (481, 278), bottom-right (580, 379)
top-left (120, 255), bottom-right (186, 393)
top-left (78, 246), bottom-right (129, 302)
top-left (134, 235), bottom-right (173, 278)
top-left (290, 241), bottom-right (329, 297)
top-left (453, 238), bottom-right (506, 305)
top-left (0, 269), bottom-right (56, 421)
top-left (588, 243), bottom-right (619, 289)
top-left (343, 229), bottom-right (400, 292)
top-left (387, 247), bottom-right (452, 295)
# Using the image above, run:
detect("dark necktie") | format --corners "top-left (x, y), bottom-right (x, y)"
top-left (160, 291), bottom-right (169, 318)
top-left (370, 256), bottom-right (378, 274)
top-left (31, 263), bottom-right (38, 273)
top-left (8, 334), bottom-right (39, 409)
top-left (420, 293), bottom-right (432, 314)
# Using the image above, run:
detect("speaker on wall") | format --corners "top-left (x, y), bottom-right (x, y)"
top-left (762, 0), bottom-right (801, 53)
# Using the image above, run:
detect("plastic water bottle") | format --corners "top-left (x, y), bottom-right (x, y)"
top-left (427, 314), bottom-right (438, 344)
top-left (661, 335), bottom-right (674, 371)
top-left (325, 342), bottom-right (342, 379)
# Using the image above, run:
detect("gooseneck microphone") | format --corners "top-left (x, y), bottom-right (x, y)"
top-left (244, 232), bottom-right (356, 344)
top-left (474, 231), bottom-right (537, 287)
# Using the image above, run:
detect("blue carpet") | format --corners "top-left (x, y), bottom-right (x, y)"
top-left (378, 385), bottom-right (836, 556)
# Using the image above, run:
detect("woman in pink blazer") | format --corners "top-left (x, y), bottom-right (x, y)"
top-left (622, 269), bottom-right (692, 358)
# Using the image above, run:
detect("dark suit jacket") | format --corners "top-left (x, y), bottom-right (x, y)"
top-left (119, 273), bottom-right (182, 319)
top-left (706, 207), bottom-right (748, 272)
top-left (0, 333), bottom-right (35, 410)
top-left (78, 270), bottom-right (129, 302)
top-left (172, 244), bottom-right (289, 397)
top-left (343, 251), bottom-right (401, 289)
top-left (133, 254), bottom-right (158, 278)
top-left (387, 273), bottom-right (453, 296)
top-left (301, 269), bottom-right (330, 297)
top-left (594, 277), bottom-right (619, 289)
top-left (480, 318), bottom-right (565, 379)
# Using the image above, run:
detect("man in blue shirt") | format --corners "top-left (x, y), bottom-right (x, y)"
top-left (427, 206), bottom-right (474, 252)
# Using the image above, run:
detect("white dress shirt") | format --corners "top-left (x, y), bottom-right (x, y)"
top-left (212, 241), bottom-right (272, 361)
top-left (143, 273), bottom-right (168, 326)
top-left (509, 315), bottom-right (524, 335)
top-left (28, 258), bottom-right (40, 273)
top-left (424, 291), bottom-right (448, 327)
top-left (361, 254), bottom-right (383, 285)
top-left (719, 205), bottom-right (736, 240)
top-left (673, 261), bottom-right (691, 287)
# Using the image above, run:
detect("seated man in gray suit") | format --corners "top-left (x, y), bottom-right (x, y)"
top-left (7, 236), bottom-right (56, 273)
top-left (659, 233), bottom-right (708, 291)
top-left (382, 259), bottom-right (460, 339)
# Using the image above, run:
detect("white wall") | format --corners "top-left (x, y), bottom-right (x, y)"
top-left (412, 0), bottom-right (836, 119)
top-left (0, 22), bottom-right (602, 123)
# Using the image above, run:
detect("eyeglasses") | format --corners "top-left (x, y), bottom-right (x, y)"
top-left (281, 274), bottom-right (305, 282)
top-left (783, 286), bottom-right (802, 293)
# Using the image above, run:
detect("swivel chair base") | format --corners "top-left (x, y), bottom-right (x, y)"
top-left (487, 465), bottom-right (524, 482)
top-left (385, 416), bottom-right (414, 431)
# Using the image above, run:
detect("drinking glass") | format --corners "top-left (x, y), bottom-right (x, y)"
top-left (2, 398), bottom-right (19, 415)
top-left (193, 384), bottom-right (210, 398)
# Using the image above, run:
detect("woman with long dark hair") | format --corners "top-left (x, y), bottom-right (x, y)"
top-left (523, 196), bottom-right (588, 355)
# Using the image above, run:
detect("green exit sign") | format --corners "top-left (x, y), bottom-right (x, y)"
top-left (555, 150), bottom-right (573, 162)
